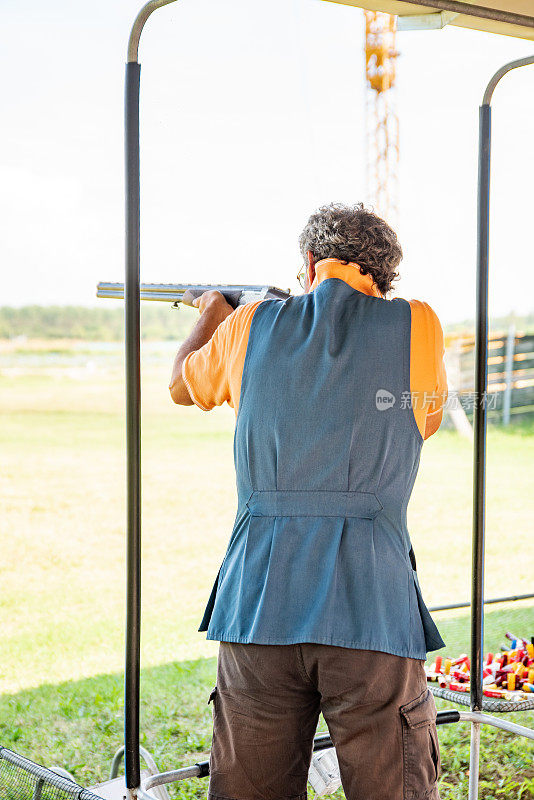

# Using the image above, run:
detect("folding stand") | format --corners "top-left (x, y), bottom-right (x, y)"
top-left (118, 3), bottom-right (534, 799)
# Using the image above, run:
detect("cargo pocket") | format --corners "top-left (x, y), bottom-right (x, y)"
top-left (400, 689), bottom-right (440, 800)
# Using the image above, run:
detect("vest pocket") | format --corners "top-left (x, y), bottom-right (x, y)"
top-left (400, 689), bottom-right (440, 799)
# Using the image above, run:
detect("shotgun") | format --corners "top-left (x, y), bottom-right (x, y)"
top-left (97, 282), bottom-right (291, 309)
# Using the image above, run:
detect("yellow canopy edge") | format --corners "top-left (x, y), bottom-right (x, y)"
top-left (323, 0), bottom-right (534, 40)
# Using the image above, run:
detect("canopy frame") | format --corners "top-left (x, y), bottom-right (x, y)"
top-left (121, 2), bottom-right (534, 797)
top-left (325, 0), bottom-right (534, 39)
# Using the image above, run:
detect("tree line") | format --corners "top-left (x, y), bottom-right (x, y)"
top-left (0, 305), bottom-right (532, 341)
top-left (0, 305), bottom-right (198, 341)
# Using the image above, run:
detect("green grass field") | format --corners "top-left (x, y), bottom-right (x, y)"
top-left (1, 342), bottom-right (533, 799)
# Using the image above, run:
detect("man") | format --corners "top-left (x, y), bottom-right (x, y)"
top-left (170, 203), bottom-right (447, 800)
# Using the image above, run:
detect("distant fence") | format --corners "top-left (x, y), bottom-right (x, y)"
top-left (445, 327), bottom-right (534, 424)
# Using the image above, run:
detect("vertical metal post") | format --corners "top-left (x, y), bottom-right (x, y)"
top-left (471, 54), bottom-right (534, 718)
top-left (468, 723), bottom-right (481, 800)
top-left (123, 2), bottom-right (179, 794)
top-left (124, 59), bottom-right (142, 792)
top-left (468, 55), bottom-right (534, 800)
top-left (502, 324), bottom-right (515, 425)
top-left (471, 101), bottom-right (491, 716)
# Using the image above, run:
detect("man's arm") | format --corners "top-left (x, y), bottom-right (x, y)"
top-left (169, 290), bottom-right (234, 405)
top-left (424, 307), bottom-right (447, 439)
top-left (408, 299), bottom-right (448, 440)
top-left (424, 407), bottom-right (444, 439)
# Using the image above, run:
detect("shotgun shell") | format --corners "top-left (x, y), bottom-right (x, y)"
top-left (444, 658), bottom-right (452, 675)
top-left (486, 652), bottom-right (493, 665)
top-left (451, 670), bottom-right (468, 682)
top-left (452, 653), bottom-right (469, 666)
top-left (529, 669), bottom-right (534, 684)
top-left (527, 643), bottom-right (534, 660)
top-left (449, 682), bottom-right (469, 693)
top-left (438, 675), bottom-right (449, 688)
top-left (507, 673), bottom-right (516, 691)
top-left (484, 688), bottom-right (506, 698)
top-left (522, 683), bottom-right (534, 693)
top-left (435, 655), bottom-right (443, 673)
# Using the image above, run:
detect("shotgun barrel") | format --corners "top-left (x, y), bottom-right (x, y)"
top-left (97, 282), bottom-right (291, 309)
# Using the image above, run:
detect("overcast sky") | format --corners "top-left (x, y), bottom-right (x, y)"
top-left (2, 0), bottom-right (533, 324)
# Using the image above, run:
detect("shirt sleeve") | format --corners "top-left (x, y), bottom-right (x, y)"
top-left (427, 308), bottom-right (447, 415)
top-left (408, 300), bottom-right (448, 439)
top-left (425, 306), bottom-right (448, 439)
top-left (182, 301), bottom-right (261, 412)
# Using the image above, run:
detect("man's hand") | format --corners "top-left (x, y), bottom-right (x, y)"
top-left (169, 290), bottom-right (234, 405)
top-left (183, 289), bottom-right (234, 323)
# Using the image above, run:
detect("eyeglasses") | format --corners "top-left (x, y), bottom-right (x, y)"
top-left (297, 267), bottom-right (307, 289)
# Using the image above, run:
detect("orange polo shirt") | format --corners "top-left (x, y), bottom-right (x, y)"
top-left (182, 259), bottom-right (448, 439)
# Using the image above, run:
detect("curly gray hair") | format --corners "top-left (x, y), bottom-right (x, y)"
top-left (298, 202), bottom-right (402, 294)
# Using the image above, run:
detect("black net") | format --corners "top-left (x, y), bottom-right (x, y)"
top-left (0, 748), bottom-right (103, 800)
top-left (430, 685), bottom-right (534, 713)
top-left (425, 600), bottom-right (534, 714)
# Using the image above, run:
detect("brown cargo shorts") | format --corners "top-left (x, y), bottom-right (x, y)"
top-left (207, 642), bottom-right (440, 800)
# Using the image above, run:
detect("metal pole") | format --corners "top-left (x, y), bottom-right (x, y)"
top-left (459, 711), bottom-right (534, 741)
top-left (471, 99), bottom-right (490, 716)
top-left (469, 53), bottom-right (534, 800)
top-left (123, 1), bottom-right (179, 794)
top-left (429, 591), bottom-right (534, 613)
top-left (468, 722), bottom-right (481, 800)
top-left (124, 57), bottom-right (142, 793)
top-left (388, 0), bottom-right (534, 30)
top-left (471, 54), bottom-right (534, 717)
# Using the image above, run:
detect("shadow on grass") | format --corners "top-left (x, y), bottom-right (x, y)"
top-left (0, 656), bottom-right (217, 794)
top-left (1, 604), bottom-right (533, 799)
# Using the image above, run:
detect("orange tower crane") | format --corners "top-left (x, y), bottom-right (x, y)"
top-left (364, 11), bottom-right (399, 222)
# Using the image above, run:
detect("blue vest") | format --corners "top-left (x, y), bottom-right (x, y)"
top-left (200, 278), bottom-right (445, 659)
